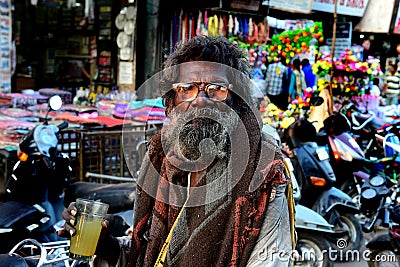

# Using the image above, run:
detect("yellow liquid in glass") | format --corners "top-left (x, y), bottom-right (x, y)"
top-left (69, 215), bottom-right (102, 260)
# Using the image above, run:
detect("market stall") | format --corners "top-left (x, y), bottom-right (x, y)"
top-left (260, 47), bottom-right (384, 131)
top-left (0, 89), bottom-right (165, 189)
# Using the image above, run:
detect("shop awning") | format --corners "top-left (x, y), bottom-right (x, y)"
top-left (354, 0), bottom-right (396, 32)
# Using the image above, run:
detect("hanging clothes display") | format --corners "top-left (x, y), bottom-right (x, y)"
top-left (166, 9), bottom-right (268, 53)
top-left (202, 11), bottom-right (208, 36)
top-left (208, 15), bottom-right (218, 37)
top-left (228, 15), bottom-right (233, 37)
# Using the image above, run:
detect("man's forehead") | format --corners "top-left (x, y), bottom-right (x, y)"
top-left (178, 62), bottom-right (228, 80)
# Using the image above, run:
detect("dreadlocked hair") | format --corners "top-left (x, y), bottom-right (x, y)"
top-left (160, 35), bottom-right (254, 116)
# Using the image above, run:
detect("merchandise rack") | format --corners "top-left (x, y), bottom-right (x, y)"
top-left (58, 124), bottom-right (158, 183)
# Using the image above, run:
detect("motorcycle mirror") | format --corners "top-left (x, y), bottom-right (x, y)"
top-left (49, 95), bottom-right (62, 111)
top-left (309, 96), bottom-right (324, 107)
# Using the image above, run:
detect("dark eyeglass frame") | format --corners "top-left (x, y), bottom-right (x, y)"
top-left (172, 82), bottom-right (232, 102)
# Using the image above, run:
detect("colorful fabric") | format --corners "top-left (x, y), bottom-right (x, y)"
top-left (0, 108), bottom-right (34, 118)
top-left (129, 98), bottom-right (165, 110)
top-left (265, 62), bottom-right (288, 96)
top-left (52, 112), bottom-right (129, 127)
top-left (0, 119), bottom-right (35, 131)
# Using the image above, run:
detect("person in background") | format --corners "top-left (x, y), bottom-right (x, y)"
top-left (265, 57), bottom-right (289, 110)
top-left (370, 77), bottom-right (381, 96)
top-left (367, 77), bottom-right (382, 115)
top-left (288, 58), bottom-right (306, 102)
top-left (301, 58), bottom-right (316, 89)
top-left (308, 81), bottom-right (332, 133)
top-left (59, 36), bottom-right (295, 267)
top-left (383, 63), bottom-right (400, 106)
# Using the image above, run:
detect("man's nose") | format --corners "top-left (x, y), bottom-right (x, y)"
top-left (192, 90), bottom-right (210, 107)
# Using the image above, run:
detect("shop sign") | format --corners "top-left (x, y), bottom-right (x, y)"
top-left (262, 0), bottom-right (313, 14)
top-left (119, 62), bottom-right (133, 85)
top-left (312, 0), bottom-right (369, 17)
top-left (325, 22), bottom-right (352, 59)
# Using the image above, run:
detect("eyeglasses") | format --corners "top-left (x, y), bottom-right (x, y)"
top-left (172, 82), bottom-right (232, 102)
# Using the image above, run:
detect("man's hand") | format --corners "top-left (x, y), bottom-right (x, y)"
top-left (57, 202), bottom-right (119, 264)
top-left (57, 202), bottom-right (78, 238)
top-left (57, 202), bottom-right (114, 240)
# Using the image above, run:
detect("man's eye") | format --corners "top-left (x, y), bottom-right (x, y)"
top-left (176, 84), bottom-right (192, 92)
top-left (207, 84), bottom-right (223, 91)
top-left (185, 84), bottom-right (197, 91)
top-left (209, 84), bottom-right (228, 92)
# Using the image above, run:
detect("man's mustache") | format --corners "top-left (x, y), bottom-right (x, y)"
top-left (162, 106), bottom-right (239, 161)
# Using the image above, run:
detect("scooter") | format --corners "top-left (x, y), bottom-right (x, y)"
top-left (263, 124), bottom-right (336, 266)
top-left (0, 239), bottom-right (80, 267)
top-left (0, 95), bottom-right (71, 253)
top-left (337, 99), bottom-right (387, 158)
top-left (62, 172), bottom-right (136, 237)
top-left (281, 107), bottom-right (363, 255)
top-left (315, 112), bottom-right (365, 192)
top-left (319, 111), bottom-right (400, 220)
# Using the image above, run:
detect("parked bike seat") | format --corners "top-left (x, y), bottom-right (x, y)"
top-left (0, 201), bottom-right (47, 228)
top-left (64, 182), bottom-right (136, 213)
top-left (0, 253), bottom-right (29, 267)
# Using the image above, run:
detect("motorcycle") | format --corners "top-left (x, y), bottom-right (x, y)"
top-left (264, 124), bottom-right (336, 267)
top-left (320, 110), bottom-right (400, 220)
top-left (0, 239), bottom-right (80, 267)
top-left (0, 95), bottom-right (71, 253)
top-left (361, 177), bottom-right (400, 266)
top-left (335, 99), bottom-right (389, 159)
top-left (280, 97), bottom-right (363, 255)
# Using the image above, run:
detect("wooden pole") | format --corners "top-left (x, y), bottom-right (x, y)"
top-left (328, 0), bottom-right (338, 114)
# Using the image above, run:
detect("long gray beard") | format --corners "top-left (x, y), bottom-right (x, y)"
top-left (163, 107), bottom-right (239, 162)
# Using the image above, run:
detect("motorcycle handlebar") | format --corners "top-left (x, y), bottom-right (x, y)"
top-left (57, 121), bottom-right (68, 130)
top-left (19, 121), bottom-right (68, 154)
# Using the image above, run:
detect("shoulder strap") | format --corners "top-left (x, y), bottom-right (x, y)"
top-left (283, 162), bottom-right (297, 267)
top-left (154, 197), bottom-right (189, 267)
top-left (285, 183), bottom-right (297, 251)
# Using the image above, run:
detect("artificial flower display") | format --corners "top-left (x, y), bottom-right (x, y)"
top-left (313, 49), bottom-right (382, 98)
top-left (267, 22), bottom-right (324, 63)
top-left (261, 103), bottom-right (295, 129)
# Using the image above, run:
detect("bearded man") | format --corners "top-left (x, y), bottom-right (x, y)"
top-left (60, 36), bottom-right (295, 267)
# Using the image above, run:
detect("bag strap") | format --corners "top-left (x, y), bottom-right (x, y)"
top-left (155, 173), bottom-right (192, 267)
top-left (283, 160), bottom-right (297, 267)
top-left (154, 197), bottom-right (188, 267)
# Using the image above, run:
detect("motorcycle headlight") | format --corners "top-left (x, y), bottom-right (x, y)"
top-left (361, 188), bottom-right (377, 200)
top-left (360, 188), bottom-right (381, 212)
top-left (369, 175), bottom-right (385, 187)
